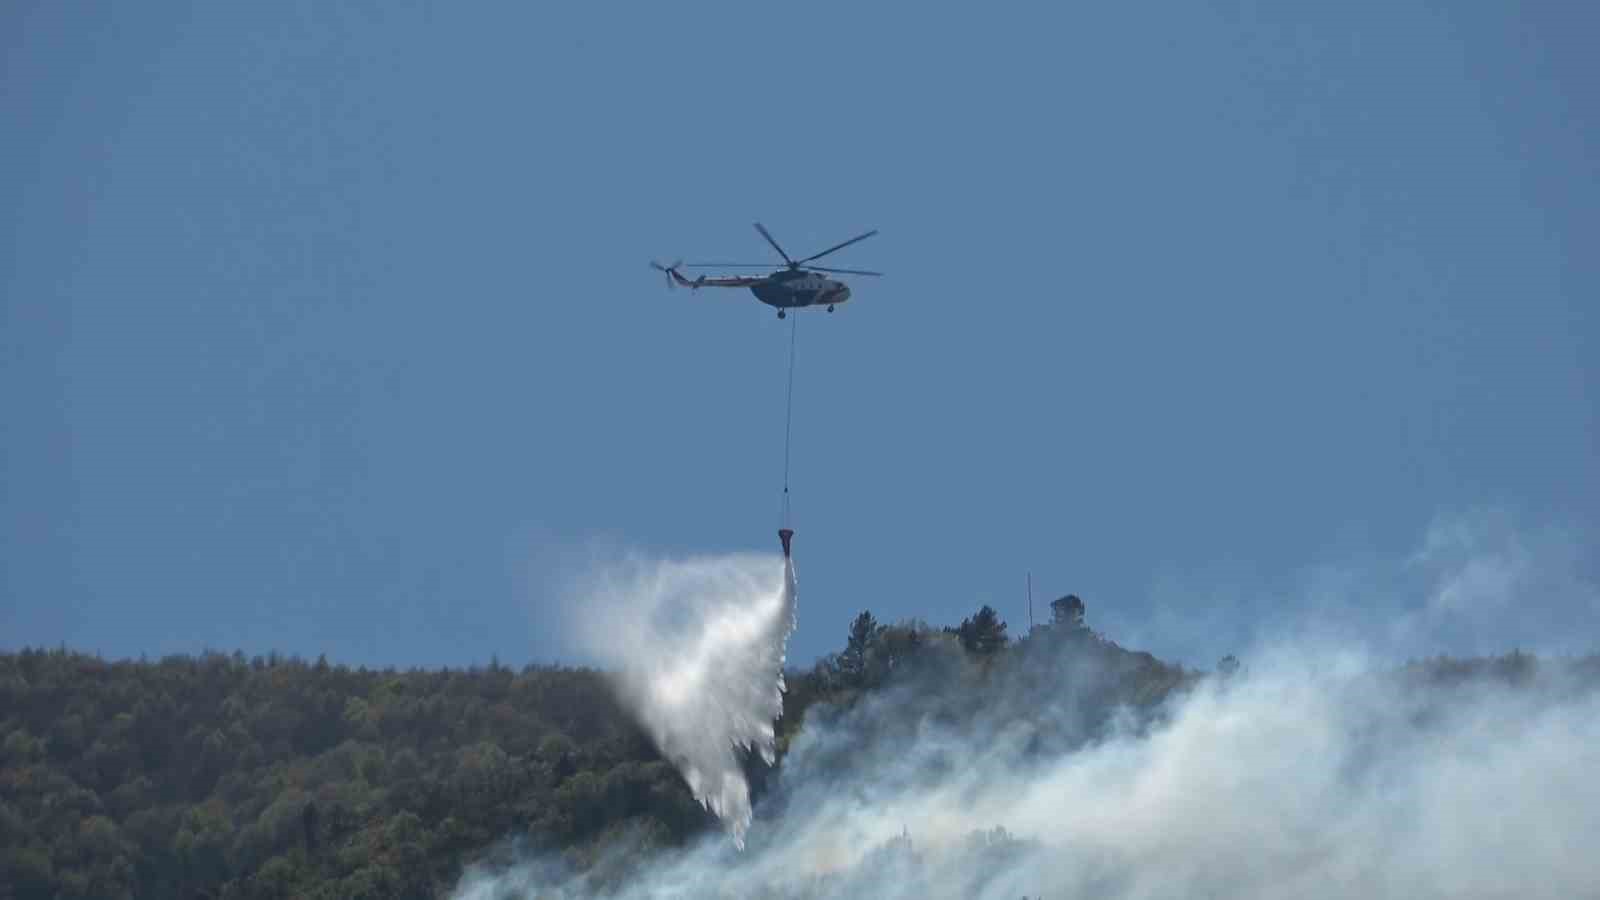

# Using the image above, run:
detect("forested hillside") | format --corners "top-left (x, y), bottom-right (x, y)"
top-left (2, 597), bottom-right (1588, 899)
top-left (1, 648), bottom-right (685, 899)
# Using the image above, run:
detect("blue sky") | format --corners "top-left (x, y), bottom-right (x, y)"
top-left (3, 2), bottom-right (1595, 670)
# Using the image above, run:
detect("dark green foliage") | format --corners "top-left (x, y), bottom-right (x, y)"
top-left (840, 610), bottom-right (885, 683)
top-left (0, 650), bottom-right (713, 899)
top-left (948, 604), bottom-right (1009, 655)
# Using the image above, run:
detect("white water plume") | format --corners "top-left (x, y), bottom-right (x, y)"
top-left (569, 550), bottom-right (798, 849)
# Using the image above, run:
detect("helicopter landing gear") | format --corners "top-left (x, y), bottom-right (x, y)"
top-left (777, 309), bottom-right (786, 319)
top-left (827, 304), bottom-right (835, 313)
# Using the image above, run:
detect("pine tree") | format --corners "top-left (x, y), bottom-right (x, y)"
top-left (841, 611), bottom-right (884, 681)
top-left (954, 605), bottom-right (1008, 655)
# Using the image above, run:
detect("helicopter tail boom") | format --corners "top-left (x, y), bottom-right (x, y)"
top-left (652, 260), bottom-right (771, 291)
top-left (649, 260), bottom-right (703, 290)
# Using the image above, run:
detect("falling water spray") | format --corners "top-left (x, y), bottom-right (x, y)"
top-left (571, 550), bottom-right (798, 849)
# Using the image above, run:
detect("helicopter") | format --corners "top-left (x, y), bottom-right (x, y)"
top-left (651, 223), bottom-right (881, 318)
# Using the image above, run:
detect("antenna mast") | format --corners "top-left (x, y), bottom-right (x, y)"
top-left (1028, 572), bottom-right (1033, 631)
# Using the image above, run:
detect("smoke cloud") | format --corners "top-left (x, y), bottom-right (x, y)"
top-left (458, 642), bottom-right (1600, 898)
top-left (461, 525), bottom-right (1598, 898)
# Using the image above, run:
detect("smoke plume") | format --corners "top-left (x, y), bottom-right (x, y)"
top-left (460, 521), bottom-right (1599, 898)
top-left (458, 637), bottom-right (1600, 898)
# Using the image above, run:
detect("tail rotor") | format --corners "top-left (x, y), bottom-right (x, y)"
top-left (649, 259), bottom-right (684, 290)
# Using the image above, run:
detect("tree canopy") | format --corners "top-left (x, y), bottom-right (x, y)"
top-left (945, 604), bottom-right (1009, 655)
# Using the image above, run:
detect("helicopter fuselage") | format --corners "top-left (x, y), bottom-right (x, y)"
top-left (752, 268), bottom-right (851, 312)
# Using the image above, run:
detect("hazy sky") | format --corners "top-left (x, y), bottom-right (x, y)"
top-left (3, 2), bottom-right (1595, 669)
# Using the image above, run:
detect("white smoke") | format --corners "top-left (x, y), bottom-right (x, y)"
top-left (458, 641), bottom-right (1600, 899)
top-left (566, 549), bottom-right (798, 849)
top-left (457, 521), bottom-right (1599, 898)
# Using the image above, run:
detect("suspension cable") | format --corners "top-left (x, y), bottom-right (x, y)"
top-left (781, 311), bottom-right (798, 529)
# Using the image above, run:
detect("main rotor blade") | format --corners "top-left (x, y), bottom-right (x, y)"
top-left (684, 263), bottom-right (776, 268)
top-left (753, 222), bottom-right (794, 265)
top-left (809, 265), bottom-right (884, 276)
top-left (798, 229), bottom-right (878, 264)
